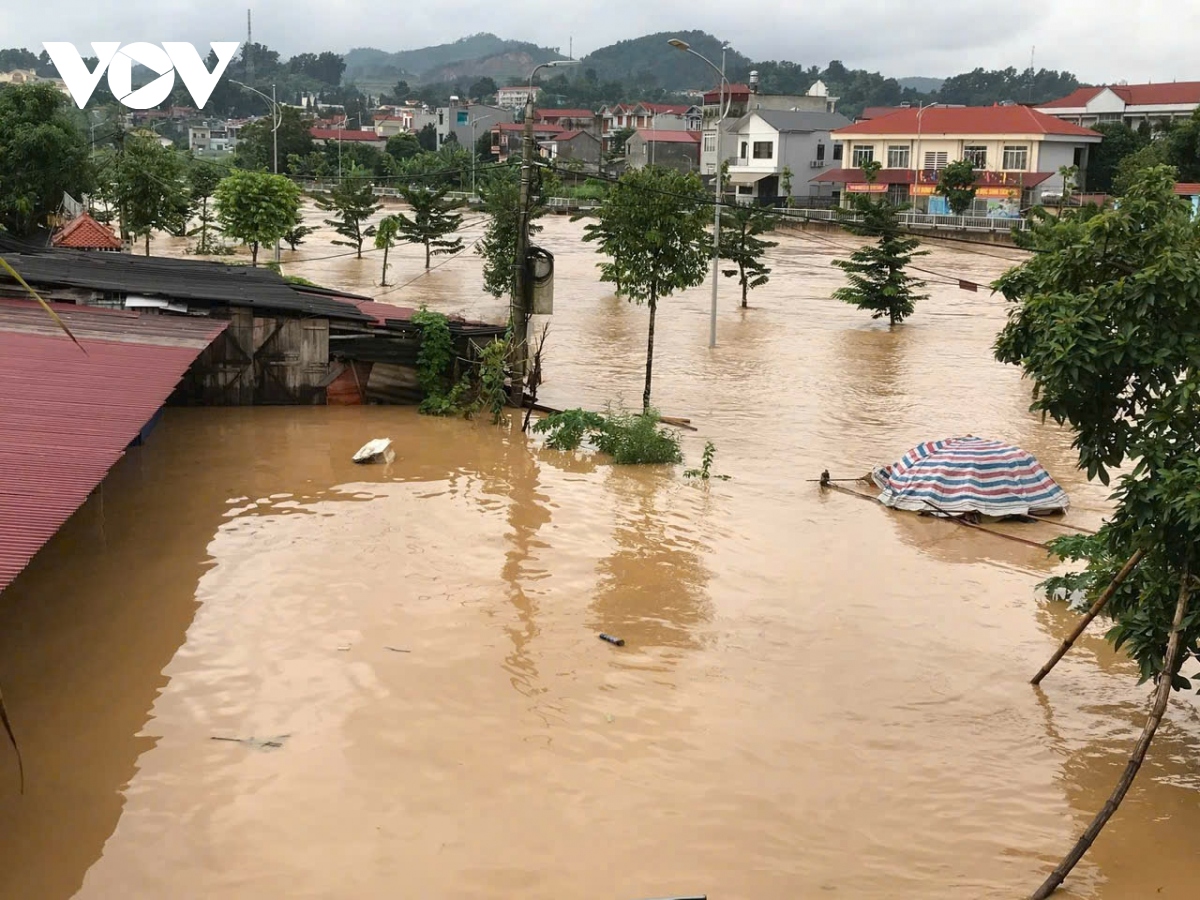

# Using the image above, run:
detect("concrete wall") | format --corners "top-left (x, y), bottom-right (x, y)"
top-left (625, 135), bottom-right (699, 173)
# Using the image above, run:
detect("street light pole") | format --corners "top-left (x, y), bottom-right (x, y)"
top-left (914, 102), bottom-right (938, 214)
top-left (232, 80), bottom-right (283, 262)
top-left (470, 113), bottom-right (495, 198)
top-left (510, 58), bottom-right (580, 406)
top-left (669, 38), bottom-right (730, 349)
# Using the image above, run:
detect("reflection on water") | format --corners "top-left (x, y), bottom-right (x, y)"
top-left (0, 220), bottom-right (1198, 899)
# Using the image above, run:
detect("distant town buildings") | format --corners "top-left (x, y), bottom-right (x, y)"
top-left (624, 130), bottom-right (701, 174)
top-left (496, 85), bottom-right (542, 109)
top-left (1037, 81), bottom-right (1200, 129)
top-left (812, 105), bottom-right (1102, 213)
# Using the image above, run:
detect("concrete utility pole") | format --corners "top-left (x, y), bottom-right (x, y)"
top-left (510, 58), bottom-right (580, 405)
top-left (669, 38), bottom-right (730, 349)
top-left (232, 79), bottom-right (282, 262)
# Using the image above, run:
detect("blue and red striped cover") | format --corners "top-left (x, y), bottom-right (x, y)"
top-left (871, 435), bottom-right (1070, 516)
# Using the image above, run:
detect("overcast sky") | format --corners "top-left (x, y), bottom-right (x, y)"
top-left (8, 0), bottom-right (1197, 85)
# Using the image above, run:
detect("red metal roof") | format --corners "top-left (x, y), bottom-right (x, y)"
top-left (834, 106), bottom-right (1100, 137)
top-left (640, 102), bottom-right (692, 115)
top-left (309, 128), bottom-right (384, 142)
top-left (52, 213), bottom-right (122, 250)
top-left (810, 167), bottom-right (1053, 187)
top-left (703, 84), bottom-right (751, 103)
top-left (549, 129), bottom-right (598, 142)
top-left (536, 108), bottom-right (595, 120)
top-left (1040, 82), bottom-right (1200, 109)
top-left (635, 129), bottom-right (701, 143)
top-left (1175, 183), bottom-right (1200, 196)
top-left (859, 106), bottom-right (905, 121)
top-left (494, 122), bottom-right (564, 133)
top-left (0, 299), bottom-right (227, 595)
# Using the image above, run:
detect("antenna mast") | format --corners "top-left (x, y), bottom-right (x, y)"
top-left (246, 9), bottom-right (254, 83)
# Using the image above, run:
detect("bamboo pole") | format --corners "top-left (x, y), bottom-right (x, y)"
top-left (1030, 548), bottom-right (1145, 686)
top-left (921, 499), bottom-right (1050, 550)
top-left (1029, 562), bottom-right (1191, 900)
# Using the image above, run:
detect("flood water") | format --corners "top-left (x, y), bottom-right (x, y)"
top-left (1, 208), bottom-right (1199, 899)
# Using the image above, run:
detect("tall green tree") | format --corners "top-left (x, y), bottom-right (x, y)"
top-left (1161, 109), bottom-right (1200, 183)
top-left (386, 132), bottom-right (421, 162)
top-left (937, 159), bottom-right (977, 214)
top-left (477, 169), bottom-right (545, 299)
top-left (187, 159), bottom-right (225, 255)
top-left (583, 167), bottom-right (711, 412)
top-left (234, 107), bottom-right (315, 174)
top-left (720, 205), bottom-right (777, 308)
top-left (394, 184), bottom-right (464, 268)
top-left (314, 165), bottom-right (382, 257)
top-left (0, 83), bottom-right (92, 237)
top-left (1086, 122), bottom-right (1149, 194)
top-left (214, 169), bottom-right (301, 266)
top-left (416, 123), bottom-right (437, 152)
top-left (111, 134), bottom-right (190, 255)
top-left (993, 165), bottom-right (1200, 899)
top-left (374, 214), bottom-right (400, 285)
top-left (832, 161), bottom-right (928, 326)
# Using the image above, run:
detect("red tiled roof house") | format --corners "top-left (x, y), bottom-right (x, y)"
top-left (1037, 82), bottom-right (1200, 129)
top-left (51, 212), bottom-right (123, 251)
top-left (811, 105), bottom-right (1102, 212)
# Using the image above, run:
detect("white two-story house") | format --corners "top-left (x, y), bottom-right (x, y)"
top-left (725, 110), bottom-right (852, 203)
top-left (810, 105), bottom-right (1102, 212)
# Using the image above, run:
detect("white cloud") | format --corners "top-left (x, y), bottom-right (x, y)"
top-left (16, 0), bottom-right (1199, 85)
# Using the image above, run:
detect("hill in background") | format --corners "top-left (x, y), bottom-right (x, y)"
top-left (345, 33), bottom-right (561, 87)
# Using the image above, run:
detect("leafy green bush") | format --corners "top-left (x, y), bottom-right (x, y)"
top-left (532, 407), bottom-right (682, 465)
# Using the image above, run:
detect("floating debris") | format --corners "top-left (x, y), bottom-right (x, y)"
top-left (599, 633), bottom-right (625, 647)
top-left (352, 438), bottom-right (394, 464)
top-left (211, 734), bottom-right (290, 751)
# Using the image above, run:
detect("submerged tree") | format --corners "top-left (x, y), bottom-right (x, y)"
top-left (394, 184), bottom-right (464, 268)
top-left (936, 158), bottom-right (977, 214)
top-left (314, 164), bottom-right (382, 257)
top-left (720, 204), bottom-right (778, 308)
top-left (832, 161), bottom-right (928, 326)
top-left (477, 168), bottom-right (545, 299)
top-left (374, 214), bottom-right (400, 285)
top-left (187, 159), bottom-right (225, 255)
top-left (583, 167), bottom-right (710, 412)
top-left (111, 134), bottom-right (190, 256)
top-left (214, 169), bottom-right (301, 266)
top-left (993, 165), bottom-right (1200, 898)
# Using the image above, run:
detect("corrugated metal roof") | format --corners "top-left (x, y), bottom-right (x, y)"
top-left (0, 249), bottom-right (371, 321)
top-left (0, 300), bottom-right (228, 595)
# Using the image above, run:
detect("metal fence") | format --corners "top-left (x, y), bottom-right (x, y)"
top-left (772, 207), bottom-right (1028, 233)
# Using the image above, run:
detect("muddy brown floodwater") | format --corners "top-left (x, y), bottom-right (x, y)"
top-left (1, 210), bottom-right (1199, 899)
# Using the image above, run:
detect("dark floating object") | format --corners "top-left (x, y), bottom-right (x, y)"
top-left (599, 633), bottom-right (625, 647)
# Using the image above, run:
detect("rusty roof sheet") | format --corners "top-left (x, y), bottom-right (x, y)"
top-left (0, 299), bottom-right (228, 595)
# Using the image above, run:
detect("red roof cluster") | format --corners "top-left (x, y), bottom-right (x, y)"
top-left (834, 105), bottom-right (1100, 137)
top-left (52, 213), bottom-right (122, 250)
top-left (1040, 81), bottom-right (1200, 109)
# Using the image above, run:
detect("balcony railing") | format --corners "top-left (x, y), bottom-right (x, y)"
top-left (771, 206), bottom-right (1029, 233)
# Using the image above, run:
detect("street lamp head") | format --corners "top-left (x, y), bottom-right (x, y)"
top-left (667, 39), bottom-right (690, 51)
top-left (544, 59), bottom-right (581, 69)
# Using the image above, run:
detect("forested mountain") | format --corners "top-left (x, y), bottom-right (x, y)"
top-left (937, 67), bottom-right (1080, 106)
top-left (580, 31), bottom-right (752, 91)
top-left (345, 34), bottom-right (560, 85)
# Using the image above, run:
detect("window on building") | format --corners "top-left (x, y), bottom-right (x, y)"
top-left (924, 151), bottom-right (949, 170)
top-left (738, 185), bottom-right (754, 195)
top-left (740, 141), bottom-right (749, 160)
top-left (852, 144), bottom-right (874, 166)
top-left (438, 111), bottom-right (444, 125)
top-left (752, 141), bottom-right (773, 159)
top-left (1002, 145), bottom-right (1028, 170)
top-left (887, 145), bottom-right (910, 168)
top-left (816, 142), bottom-right (826, 161)
top-left (963, 145), bottom-right (987, 167)
top-left (457, 111), bottom-right (468, 125)
top-left (703, 133), bottom-right (716, 152)
top-left (833, 143), bottom-right (844, 161)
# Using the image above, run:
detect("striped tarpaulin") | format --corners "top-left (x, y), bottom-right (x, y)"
top-left (871, 435), bottom-right (1070, 517)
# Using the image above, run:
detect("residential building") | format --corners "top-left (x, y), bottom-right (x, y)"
top-left (598, 102), bottom-right (703, 152)
top-left (536, 108), bottom-right (601, 136)
top-left (435, 102), bottom-right (513, 149)
top-left (189, 122), bottom-right (238, 153)
top-left (810, 105), bottom-right (1102, 213)
top-left (700, 74), bottom-right (839, 175)
top-left (0, 68), bottom-right (69, 94)
top-left (725, 110), bottom-right (852, 203)
top-left (490, 122), bottom-right (564, 163)
top-left (309, 127), bottom-right (386, 147)
top-left (50, 212), bottom-right (122, 251)
top-left (1037, 82), bottom-right (1200, 129)
top-left (624, 129), bottom-right (701, 174)
top-left (374, 113), bottom-right (414, 137)
top-left (496, 85), bottom-right (541, 109)
top-left (539, 130), bottom-right (602, 168)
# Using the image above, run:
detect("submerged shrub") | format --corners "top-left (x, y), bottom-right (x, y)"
top-left (532, 407), bottom-right (682, 465)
